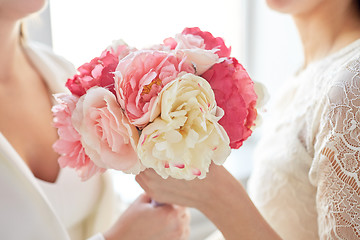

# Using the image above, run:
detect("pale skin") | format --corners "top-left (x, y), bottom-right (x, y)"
top-left (136, 0), bottom-right (360, 239)
top-left (104, 194), bottom-right (190, 240)
top-left (136, 165), bottom-right (282, 240)
top-left (0, 1), bottom-right (189, 239)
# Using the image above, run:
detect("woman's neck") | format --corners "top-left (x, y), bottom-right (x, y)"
top-left (0, 20), bottom-right (27, 83)
top-left (293, 1), bottom-right (360, 67)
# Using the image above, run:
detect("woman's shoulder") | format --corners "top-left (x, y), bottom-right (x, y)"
top-left (315, 39), bottom-right (360, 84)
top-left (326, 54), bottom-right (360, 106)
top-left (308, 51), bottom-right (360, 140)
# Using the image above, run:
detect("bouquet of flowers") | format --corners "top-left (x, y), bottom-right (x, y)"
top-left (52, 27), bottom-right (258, 181)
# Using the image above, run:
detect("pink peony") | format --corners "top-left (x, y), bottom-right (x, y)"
top-left (65, 50), bottom-right (119, 96)
top-left (52, 93), bottom-right (105, 181)
top-left (163, 33), bottom-right (205, 51)
top-left (182, 27), bottom-right (231, 58)
top-left (163, 31), bottom-right (220, 75)
top-left (163, 37), bottom-right (177, 50)
top-left (171, 33), bottom-right (205, 50)
top-left (175, 49), bottom-right (218, 75)
top-left (106, 39), bottom-right (137, 60)
top-left (71, 87), bottom-right (143, 174)
top-left (201, 58), bottom-right (257, 149)
top-left (115, 50), bottom-right (195, 128)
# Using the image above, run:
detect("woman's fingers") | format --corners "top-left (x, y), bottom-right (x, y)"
top-left (135, 174), bottom-right (147, 190)
top-left (136, 192), bottom-right (152, 203)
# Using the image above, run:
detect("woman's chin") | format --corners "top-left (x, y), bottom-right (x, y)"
top-left (265, 0), bottom-right (297, 13)
top-left (1, 0), bottom-right (47, 20)
top-left (265, 0), bottom-right (325, 15)
top-left (22, 0), bottom-right (48, 17)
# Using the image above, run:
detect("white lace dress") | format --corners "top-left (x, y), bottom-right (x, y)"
top-left (247, 39), bottom-right (360, 240)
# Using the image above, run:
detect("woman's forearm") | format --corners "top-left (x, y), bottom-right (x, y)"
top-left (196, 170), bottom-right (281, 240)
top-left (137, 165), bottom-right (282, 239)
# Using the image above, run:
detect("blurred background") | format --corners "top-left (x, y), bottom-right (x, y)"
top-left (27, 0), bottom-right (303, 239)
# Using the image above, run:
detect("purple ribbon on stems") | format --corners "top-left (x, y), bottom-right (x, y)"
top-left (151, 199), bottom-right (165, 207)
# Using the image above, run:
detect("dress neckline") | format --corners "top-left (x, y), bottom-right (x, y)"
top-left (296, 38), bottom-right (360, 76)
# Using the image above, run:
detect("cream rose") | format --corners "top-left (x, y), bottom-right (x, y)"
top-left (138, 73), bottom-right (230, 180)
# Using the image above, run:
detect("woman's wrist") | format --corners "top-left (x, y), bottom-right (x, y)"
top-left (103, 219), bottom-right (128, 240)
top-left (196, 166), bottom-right (281, 240)
top-left (194, 166), bottom-right (241, 221)
top-left (197, 169), bottom-right (243, 218)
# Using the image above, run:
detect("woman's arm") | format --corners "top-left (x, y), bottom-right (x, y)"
top-left (136, 164), bottom-right (281, 240)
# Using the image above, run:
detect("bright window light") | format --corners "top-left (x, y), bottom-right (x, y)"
top-left (50, 0), bottom-right (243, 68)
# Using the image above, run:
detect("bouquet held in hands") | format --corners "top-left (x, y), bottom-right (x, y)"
top-left (52, 27), bottom-right (259, 181)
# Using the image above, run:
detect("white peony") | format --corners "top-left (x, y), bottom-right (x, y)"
top-left (138, 73), bottom-right (231, 180)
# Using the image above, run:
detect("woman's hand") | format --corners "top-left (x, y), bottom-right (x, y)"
top-left (136, 164), bottom-right (282, 240)
top-left (135, 164), bottom-right (230, 209)
top-left (103, 193), bottom-right (190, 240)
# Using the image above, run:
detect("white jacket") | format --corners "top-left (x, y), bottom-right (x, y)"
top-left (0, 42), bottom-right (116, 240)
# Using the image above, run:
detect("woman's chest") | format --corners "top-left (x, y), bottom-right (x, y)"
top-left (253, 73), bottom-right (328, 175)
top-left (0, 83), bottom-right (60, 182)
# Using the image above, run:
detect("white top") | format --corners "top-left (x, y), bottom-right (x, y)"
top-left (27, 42), bottom-right (104, 240)
top-left (37, 169), bottom-right (102, 239)
top-left (248, 39), bottom-right (360, 239)
top-left (0, 42), bottom-right (116, 240)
